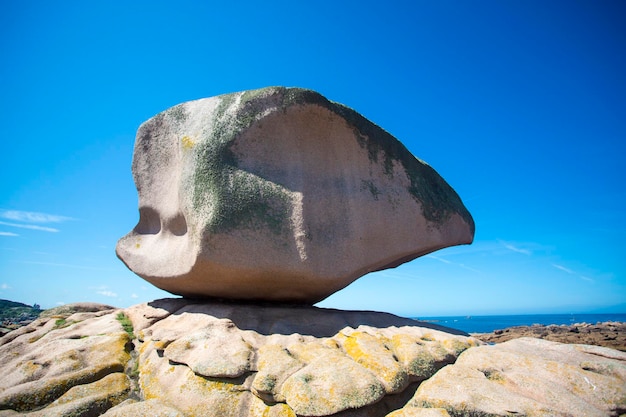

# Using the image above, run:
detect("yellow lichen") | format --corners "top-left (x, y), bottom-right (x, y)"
top-left (181, 135), bottom-right (195, 150)
top-left (262, 403), bottom-right (297, 417)
top-left (340, 331), bottom-right (406, 392)
top-left (442, 339), bottom-right (470, 356)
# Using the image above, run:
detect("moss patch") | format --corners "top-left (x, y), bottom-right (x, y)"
top-left (116, 312), bottom-right (135, 340)
top-left (54, 318), bottom-right (78, 329)
top-left (170, 86), bottom-right (472, 236)
top-left (361, 180), bottom-right (381, 200)
top-left (184, 89), bottom-right (292, 236)
top-left (274, 87), bottom-right (473, 228)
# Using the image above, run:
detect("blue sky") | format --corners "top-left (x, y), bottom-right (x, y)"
top-left (1, 1), bottom-right (624, 316)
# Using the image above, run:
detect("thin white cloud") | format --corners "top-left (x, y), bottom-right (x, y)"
top-left (0, 231), bottom-right (19, 237)
top-left (90, 285), bottom-right (107, 290)
top-left (131, 293), bottom-right (139, 299)
top-left (1, 283), bottom-right (11, 290)
top-left (17, 261), bottom-right (117, 271)
top-left (376, 270), bottom-right (419, 281)
top-left (499, 240), bottom-right (532, 255)
top-left (91, 285), bottom-right (118, 298)
top-left (0, 210), bottom-right (74, 223)
top-left (552, 264), bottom-right (594, 283)
top-left (427, 255), bottom-right (452, 264)
top-left (552, 264), bottom-right (575, 274)
top-left (0, 210), bottom-right (75, 233)
top-left (426, 254), bottom-right (481, 274)
top-left (458, 263), bottom-right (482, 273)
top-left (0, 221), bottom-right (59, 233)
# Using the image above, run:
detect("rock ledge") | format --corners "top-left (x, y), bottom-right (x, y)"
top-left (1, 299), bottom-right (624, 417)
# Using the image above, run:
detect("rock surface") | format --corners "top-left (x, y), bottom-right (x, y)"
top-left (0, 304), bottom-right (130, 416)
top-left (474, 321), bottom-right (626, 352)
top-left (116, 87), bottom-right (474, 303)
top-left (402, 337), bottom-right (626, 416)
top-left (0, 299), bottom-right (477, 416)
top-left (1, 299), bottom-right (625, 417)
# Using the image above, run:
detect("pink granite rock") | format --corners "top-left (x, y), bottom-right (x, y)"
top-left (116, 87), bottom-right (474, 303)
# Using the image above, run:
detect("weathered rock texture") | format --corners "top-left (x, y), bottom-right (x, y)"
top-left (2, 299), bottom-right (625, 417)
top-left (116, 87), bottom-right (474, 303)
top-left (0, 299), bottom-right (477, 416)
top-left (403, 337), bottom-right (626, 416)
top-left (0, 304), bottom-right (130, 416)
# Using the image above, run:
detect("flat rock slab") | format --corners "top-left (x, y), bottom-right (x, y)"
top-left (2, 299), bottom-right (625, 416)
top-left (404, 337), bottom-right (626, 416)
top-left (131, 299), bottom-right (477, 417)
top-left (0, 299), bottom-right (478, 416)
top-left (0, 308), bottom-right (130, 415)
top-left (116, 87), bottom-right (474, 303)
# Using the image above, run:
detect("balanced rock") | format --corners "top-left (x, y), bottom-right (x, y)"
top-left (116, 87), bottom-right (474, 303)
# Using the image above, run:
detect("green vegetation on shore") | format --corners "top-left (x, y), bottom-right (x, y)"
top-left (0, 299), bottom-right (43, 325)
top-left (116, 312), bottom-right (135, 339)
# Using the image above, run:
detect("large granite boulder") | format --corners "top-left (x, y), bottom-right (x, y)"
top-left (1, 299), bottom-right (624, 417)
top-left (116, 87), bottom-right (474, 303)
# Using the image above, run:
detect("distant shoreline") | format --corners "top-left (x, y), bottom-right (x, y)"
top-left (413, 313), bottom-right (626, 334)
top-left (471, 321), bottom-right (626, 352)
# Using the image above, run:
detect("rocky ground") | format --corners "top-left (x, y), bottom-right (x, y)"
top-left (473, 321), bottom-right (626, 351)
top-left (1, 302), bottom-right (625, 416)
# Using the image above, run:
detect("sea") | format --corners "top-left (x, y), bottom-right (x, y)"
top-left (411, 313), bottom-right (626, 334)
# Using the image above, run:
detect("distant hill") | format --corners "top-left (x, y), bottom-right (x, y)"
top-left (0, 299), bottom-right (43, 324)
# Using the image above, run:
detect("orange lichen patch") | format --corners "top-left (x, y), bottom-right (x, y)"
top-left (442, 338), bottom-right (474, 356)
top-left (337, 331), bottom-right (407, 394)
top-left (261, 402), bottom-right (297, 417)
top-left (285, 340), bottom-right (341, 363)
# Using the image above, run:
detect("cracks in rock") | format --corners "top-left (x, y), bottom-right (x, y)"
top-left (124, 338), bottom-right (142, 402)
top-left (582, 349), bottom-right (626, 362)
top-left (326, 382), bottom-right (421, 417)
